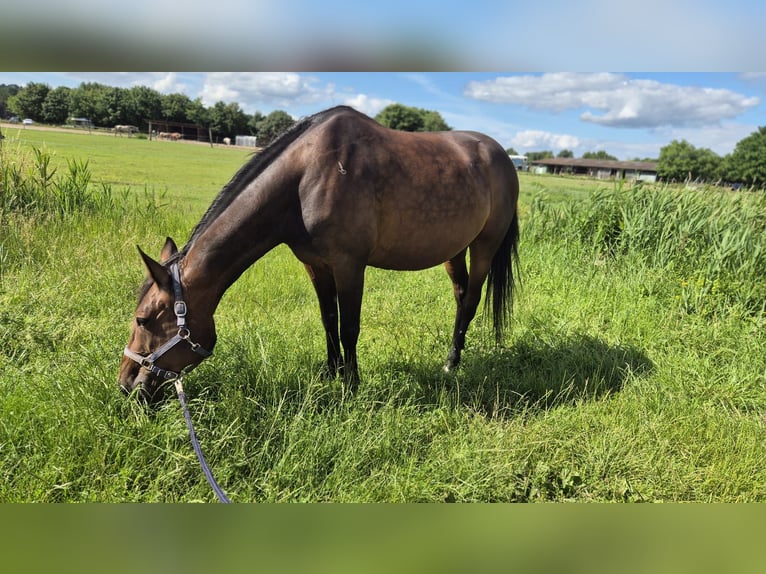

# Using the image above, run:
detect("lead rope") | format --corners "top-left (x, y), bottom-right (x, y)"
top-left (174, 377), bottom-right (231, 503)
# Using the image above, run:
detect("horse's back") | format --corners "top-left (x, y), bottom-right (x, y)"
top-left (293, 108), bottom-right (518, 270)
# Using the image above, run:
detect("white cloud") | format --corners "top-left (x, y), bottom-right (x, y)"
top-left (465, 73), bottom-right (760, 129)
top-left (342, 94), bottom-right (394, 117)
top-left (509, 130), bottom-right (581, 153)
top-left (200, 73), bottom-right (336, 111)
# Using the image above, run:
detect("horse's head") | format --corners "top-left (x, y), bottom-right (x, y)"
top-left (118, 237), bottom-right (216, 403)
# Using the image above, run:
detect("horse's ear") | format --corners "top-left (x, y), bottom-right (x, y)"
top-left (137, 246), bottom-right (171, 291)
top-left (160, 237), bottom-right (178, 262)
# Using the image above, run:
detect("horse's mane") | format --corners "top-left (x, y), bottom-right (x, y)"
top-left (181, 106), bottom-right (356, 254)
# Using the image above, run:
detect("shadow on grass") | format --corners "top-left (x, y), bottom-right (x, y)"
top-left (172, 332), bottom-right (653, 421)
top-left (386, 333), bottom-right (654, 417)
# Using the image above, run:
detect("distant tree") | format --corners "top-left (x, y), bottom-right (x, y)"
top-left (557, 149), bottom-right (574, 158)
top-left (255, 110), bottom-right (295, 145)
top-left (505, 147), bottom-right (519, 156)
top-left (526, 150), bottom-right (554, 161)
top-left (0, 84), bottom-right (21, 118)
top-left (375, 103), bottom-right (424, 131)
top-left (373, 104), bottom-right (451, 132)
top-left (421, 110), bottom-right (451, 131)
top-left (125, 86), bottom-right (162, 126)
top-left (724, 126), bottom-right (766, 188)
top-left (41, 86), bottom-right (72, 124)
top-left (209, 101), bottom-right (251, 139)
top-left (582, 150), bottom-right (617, 160)
top-left (162, 93), bottom-right (193, 123)
top-left (695, 147), bottom-right (724, 183)
top-left (657, 139), bottom-right (723, 183)
top-left (8, 82), bottom-right (50, 121)
top-left (657, 140), bottom-right (698, 181)
top-left (248, 111), bottom-right (265, 137)
top-left (186, 97), bottom-right (210, 127)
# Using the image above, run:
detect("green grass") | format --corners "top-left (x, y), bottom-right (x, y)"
top-left (1, 126), bottom-right (251, 211)
top-left (1, 129), bottom-right (765, 502)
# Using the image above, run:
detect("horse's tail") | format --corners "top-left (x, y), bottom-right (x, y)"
top-left (485, 210), bottom-right (520, 344)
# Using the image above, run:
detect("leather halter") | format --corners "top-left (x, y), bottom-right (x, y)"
top-left (123, 262), bottom-right (212, 381)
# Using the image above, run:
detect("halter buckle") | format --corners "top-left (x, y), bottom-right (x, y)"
top-left (174, 301), bottom-right (187, 317)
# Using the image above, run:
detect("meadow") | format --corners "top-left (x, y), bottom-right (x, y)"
top-left (1, 126), bottom-right (765, 502)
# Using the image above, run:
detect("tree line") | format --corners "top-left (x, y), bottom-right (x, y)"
top-left (2, 83), bottom-right (451, 145)
top-left (1, 82), bottom-right (299, 144)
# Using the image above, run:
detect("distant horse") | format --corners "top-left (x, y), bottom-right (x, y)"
top-left (119, 105), bottom-right (520, 402)
top-left (114, 125), bottom-right (138, 137)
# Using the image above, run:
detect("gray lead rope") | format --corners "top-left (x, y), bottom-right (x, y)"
top-left (174, 377), bottom-right (231, 503)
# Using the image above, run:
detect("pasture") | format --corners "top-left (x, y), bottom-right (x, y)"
top-left (1, 126), bottom-right (765, 502)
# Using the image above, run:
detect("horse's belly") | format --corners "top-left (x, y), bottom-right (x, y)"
top-left (367, 233), bottom-right (473, 271)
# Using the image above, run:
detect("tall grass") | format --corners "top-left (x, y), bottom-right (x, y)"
top-left (1, 145), bottom-right (120, 217)
top-left (528, 181), bottom-right (766, 317)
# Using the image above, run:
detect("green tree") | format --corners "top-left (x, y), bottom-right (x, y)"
top-left (209, 101), bottom-right (251, 139)
top-left (375, 103), bottom-right (424, 131)
top-left (557, 149), bottom-right (574, 158)
top-left (582, 150), bottom-right (618, 160)
top-left (8, 82), bottom-right (50, 121)
top-left (248, 111), bottom-right (265, 137)
top-left (505, 147), bottom-right (519, 156)
top-left (724, 126), bottom-right (766, 188)
top-left (186, 97), bottom-right (210, 127)
top-left (255, 109), bottom-right (295, 145)
top-left (695, 147), bottom-right (724, 183)
top-left (421, 109), bottom-right (451, 131)
top-left (657, 140), bottom-right (697, 181)
top-left (69, 82), bottom-right (113, 126)
top-left (526, 150), bottom-right (554, 161)
top-left (125, 86), bottom-right (162, 127)
top-left (162, 93), bottom-right (193, 123)
top-left (0, 84), bottom-right (21, 118)
top-left (657, 139), bottom-right (723, 183)
top-left (41, 86), bottom-right (72, 124)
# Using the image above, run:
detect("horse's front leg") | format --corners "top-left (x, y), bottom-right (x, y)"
top-left (305, 264), bottom-right (341, 378)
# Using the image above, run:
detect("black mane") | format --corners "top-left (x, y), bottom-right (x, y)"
top-left (181, 106), bottom-right (357, 254)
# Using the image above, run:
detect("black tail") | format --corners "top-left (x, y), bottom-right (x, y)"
top-left (485, 211), bottom-right (520, 344)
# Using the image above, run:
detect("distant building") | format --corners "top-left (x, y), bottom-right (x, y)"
top-left (531, 157), bottom-right (658, 182)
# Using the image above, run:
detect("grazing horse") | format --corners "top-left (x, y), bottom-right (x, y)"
top-left (119, 105), bottom-right (519, 402)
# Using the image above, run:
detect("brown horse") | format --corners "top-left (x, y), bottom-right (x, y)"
top-left (119, 106), bottom-right (519, 401)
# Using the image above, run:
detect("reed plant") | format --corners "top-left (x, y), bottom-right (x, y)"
top-left (528, 181), bottom-right (766, 317)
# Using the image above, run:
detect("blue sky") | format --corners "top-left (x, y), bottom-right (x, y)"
top-left (3, 72), bottom-right (765, 160)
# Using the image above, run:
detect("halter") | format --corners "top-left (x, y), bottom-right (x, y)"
top-left (123, 262), bottom-right (213, 381)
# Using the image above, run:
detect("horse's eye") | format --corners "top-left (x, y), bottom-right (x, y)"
top-left (136, 316), bottom-right (150, 327)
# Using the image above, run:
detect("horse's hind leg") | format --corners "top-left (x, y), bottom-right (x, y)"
top-left (333, 262), bottom-right (366, 393)
top-left (305, 264), bottom-right (341, 378)
top-left (444, 251), bottom-right (468, 371)
top-left (444, 244), bottom-right (495, 371)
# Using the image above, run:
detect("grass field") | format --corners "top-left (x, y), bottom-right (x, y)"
top-left (1, 127), bottom-right (765, 502)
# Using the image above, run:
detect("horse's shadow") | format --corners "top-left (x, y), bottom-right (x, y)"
top-left (180, 333), bottom-right (653, 420)
top-left (383, 333), bottom-right (654, 417)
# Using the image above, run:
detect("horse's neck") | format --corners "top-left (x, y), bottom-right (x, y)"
top-left (182, 180), bottom-right (294, 310)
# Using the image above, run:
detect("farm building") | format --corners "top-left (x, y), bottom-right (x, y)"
top-left (531, 157), bottom-right (658, 182)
